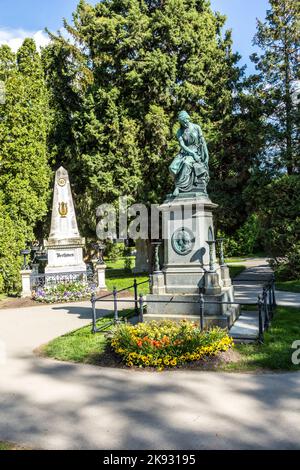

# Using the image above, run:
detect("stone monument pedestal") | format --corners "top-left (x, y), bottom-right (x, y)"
top-left (145, 194), bottom-right (240, 328)
top-left (95, 264), bottom-right (107, 290)
top-left (44, 237), bottom-right (86, 276)
top-left (20, 269), bottom-right (33, 298)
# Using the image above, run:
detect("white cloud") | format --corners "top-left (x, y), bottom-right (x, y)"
top-left (0, 27), bottom-right (50, 52)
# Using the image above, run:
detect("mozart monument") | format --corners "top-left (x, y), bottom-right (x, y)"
top-left (146, 111), bottom-right (240, 328)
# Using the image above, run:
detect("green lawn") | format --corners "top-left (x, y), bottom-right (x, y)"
top-left (105, 256), bottom-right (149, 294)
top-left (42, 305), bottom-right (300, 373)
top-left (276, 279), bottom-right (300, 293)
top-left (222, 306), bottom-right (300, 372)
top-left (105, 256), bottom-right (135, 270)
top-left (106, 269), bottom-right (149, 294)
top-left (41, 309), bottom-right (134, 364)
top-left (228, 265), bottom-right (246, 278)
top-left (226, 257), bottom-right (248, 263)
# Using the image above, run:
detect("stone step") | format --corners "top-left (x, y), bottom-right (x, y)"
top-left (229, 311), bottom-right (259, 342)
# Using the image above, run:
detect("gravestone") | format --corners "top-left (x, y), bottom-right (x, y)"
top-left (133, 239), bottom-right (150, 273)
top-left (44, 167), bottom-right (86, 277)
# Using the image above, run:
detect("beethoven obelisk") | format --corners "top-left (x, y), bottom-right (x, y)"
top-left (44, 167), bottom-right (86, 276)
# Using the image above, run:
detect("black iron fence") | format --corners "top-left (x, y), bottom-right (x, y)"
top-left (91, 278), bottom-right (151, 333)
top-left (90, 275), bottom-right (276, 343)
top-left (30, 270), bottom-right (95, 290)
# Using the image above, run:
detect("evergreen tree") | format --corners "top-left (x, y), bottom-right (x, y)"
top-left (0, 40), bottom-right (50, 293)
top-left (45, 0), bottom-right (261, 237)
top-left (251, 0), bottom-right (300, 174)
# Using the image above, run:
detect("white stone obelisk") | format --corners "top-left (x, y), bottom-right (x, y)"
top-left (44, 167), bottom-right (86, 275)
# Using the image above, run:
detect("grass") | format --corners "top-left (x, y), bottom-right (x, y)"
top-left (41, 309), bottom-right (134, 364)
top-left (105, 256), bottom-right (149, 294)
top-left (222, 306), bottom-right (300, 372)
top-left (105, 256), bottom-right (135, 270)
top-left (106, 269), bottom-right (149, 294)
top-left (228, 265), bottom-right (246, 278)
top-left (226, 257), bottom-right (248, 263)
top-left (42, 305), bottom-right (300, 373)
top-left (276, 279), bottom-right (300, 293)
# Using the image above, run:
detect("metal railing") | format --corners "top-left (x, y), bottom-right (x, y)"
top-left (90, 274), bottom-right (276, 342)
top-left (91, 278), bottom-right (151, 333)
top-left (31, 270), bottom-right (94, 289)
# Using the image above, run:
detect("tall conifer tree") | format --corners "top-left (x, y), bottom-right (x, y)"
top-left (0, 40), bottom-right (50, 293)
top-left (251, 0), bottom-right (300, 174)
top-left (44, 0), bottom-right (264, 235)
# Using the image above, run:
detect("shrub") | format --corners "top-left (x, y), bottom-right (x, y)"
top-left (0, 204), bottom-right (26, 295)
top-left (32, 281), bottom-right (93, 303)
top-left (110, 320), bottom-right (233, 369)
top-left (105, 241), bottom-right (125, 262)
top-left (218, 213), bottom-right (261, 257)
top-left (269, 243), bottom-right (300, 281)
top-left (258, 175), bottom-right (300, 257)
top-left (124, 246), bottom-right (132, 271)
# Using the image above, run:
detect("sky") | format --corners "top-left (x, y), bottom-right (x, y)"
top-left (0, 0), bottom-right (270, 73)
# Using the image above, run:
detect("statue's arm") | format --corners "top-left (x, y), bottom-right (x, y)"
top-left (177, 131), bottom-right (196, 158)
top-left (197, 125), bottom-right (209, 165)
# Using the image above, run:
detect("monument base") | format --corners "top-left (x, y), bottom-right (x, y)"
top-left (145, 288), bottom-right (240, 329)
top-left (145, 194), bottom-right (240, 329)
top-left (44, 237), bottom-right (86, 278)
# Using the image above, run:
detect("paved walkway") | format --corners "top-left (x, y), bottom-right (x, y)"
top-left (231, 259), bottom-right (300, 307)
top-left (0, 295), bottom-right (300, 450)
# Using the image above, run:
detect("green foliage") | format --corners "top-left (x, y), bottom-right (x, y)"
top-left (218, 214), bottom-right (261, 257)
top-left (251, 0), bottom-right (300, 175)
top-left (105, 241), bottom-right (125, 261)
top-left (276, 278), bottom-right (300, 293)
top-left (270, 243), bottom-right (300, 281)
top-left (43, 0), bottom-right (261, 237)
top-left (257, 175), bottom-right (300, 261)
top-left (0, 201), bottom-right (26, 294)
top-left (0, 40), bottom-right (50, 293)
top-left (123, 246), bottom-right (132, 271)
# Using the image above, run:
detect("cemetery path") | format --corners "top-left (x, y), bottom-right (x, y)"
top-left (232, 259), bottom-right (300, 307)
top-left (0, 300), bottom-right (300, 450)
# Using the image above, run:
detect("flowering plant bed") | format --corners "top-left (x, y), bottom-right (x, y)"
top-left (110, 320), bottom-right (233, 370)
top-left (32, 281), bottom-right (93, 303)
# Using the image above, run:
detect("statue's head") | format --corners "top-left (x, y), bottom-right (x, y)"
top-left (178, 110), bottom-right (190, 128)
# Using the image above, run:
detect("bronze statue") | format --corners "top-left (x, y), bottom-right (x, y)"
top-left (169, 110), bottom-right (209, 197)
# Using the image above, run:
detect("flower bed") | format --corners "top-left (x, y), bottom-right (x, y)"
top-left (32, 281), bottom-right (93, 303)
top-left (110, 320), bottom-right (234, 370)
